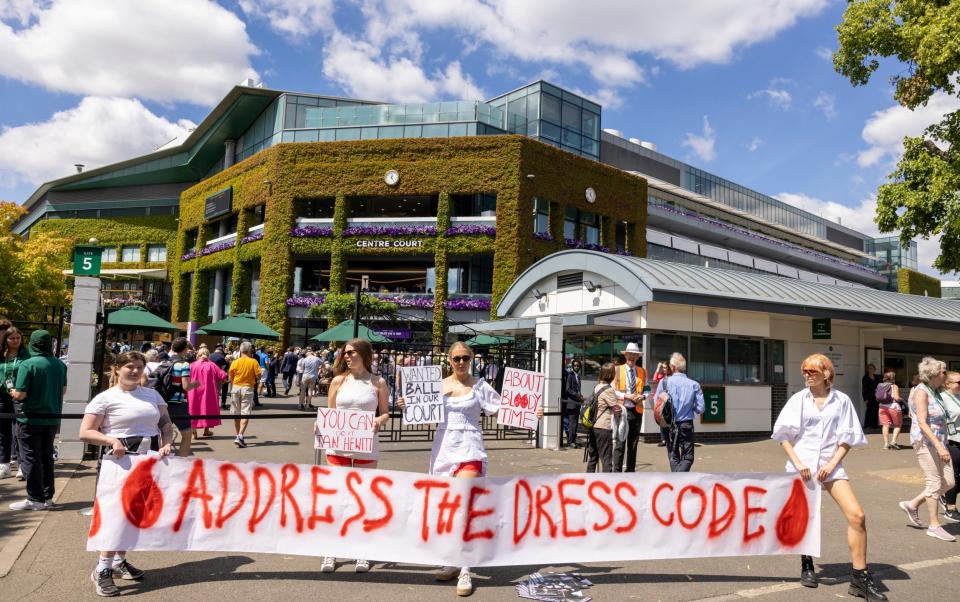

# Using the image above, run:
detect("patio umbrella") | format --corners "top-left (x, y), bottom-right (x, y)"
top-left (564, 341), bottom-right (584, 355)
top-left (196, 312), bottom-right (280, 340)
top-left (464, 334), bottom-right (515, 346)
top-left (106, 305), bottom-right (178, 331)
top-left (311, 320), bottom-right (392, 343)
top-left (584, 340), bottom-right (616, 356)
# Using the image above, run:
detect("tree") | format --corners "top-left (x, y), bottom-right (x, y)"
top-left (0, 202), bottom-right (72, 317)
top-left (834, 0), bottom-right (960, 271)
top-left (306, 293), bottom-right (398, 324)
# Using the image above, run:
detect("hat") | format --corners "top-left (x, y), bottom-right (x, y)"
top-left (620, 342), bottom-right (642, 355)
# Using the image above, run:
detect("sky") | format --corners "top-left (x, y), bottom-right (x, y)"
top-left (1, 0), bottom-right (956, 276)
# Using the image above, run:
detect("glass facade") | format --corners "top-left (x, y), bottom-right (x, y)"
top-left (865, 236), bottom-right (920, 290)
top-left (649, 333), bottom-right (778, 385)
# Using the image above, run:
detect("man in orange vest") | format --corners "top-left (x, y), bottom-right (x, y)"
top-left (612, 341), bottom-right (647, 472)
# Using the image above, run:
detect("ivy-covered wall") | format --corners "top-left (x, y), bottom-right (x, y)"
top-left (175, 136), bottom-right (647, 342)
top-left (897, 268), bottom-right (941, 297)
top-left (33, 215), bottom-right (178, 271)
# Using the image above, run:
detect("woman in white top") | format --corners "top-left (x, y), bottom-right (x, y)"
top-left (772, 354), bottom-right (886, 601)
top-left (79, 351), bottom-right (174, 598)
top-left (319, 338), bottom-right (389, 575)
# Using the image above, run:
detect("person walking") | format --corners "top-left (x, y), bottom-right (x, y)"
top-left (0, 326), bottom-right (29, 479)
top-left (188, 348), bottom-right (227, 439)
top-left (939, 371), bottom-right (960, 522)
top-left (209, 344), bottom-right (230, 410)
top-left (7, 330), bottom-right (67, 511)
top-left (164, 338), bottom-right (197, 457)
top-left (265, 349), bottom-right (279, 398)
top-left (861, 363), bottom-right (881, 430)
top-left (79, 350), bottom-right (174, 597)
top-left (652, 361), bottom-right (670, 447)
top-left (227, 342), bottom-right (260, 448)
top-left (772, 353), bottom-right (886, 600)
top-left (611, 342), bottom-right (646, 472)
top-left (318, 338), bottom-right (390, 575)
top-left (898, 357), bottom-right (956, 541)
top-left (299, 350), bottom-right (322, 410)
top-left (654, 353), bottom-right (704, 472)
top-left (280, 346), bottom-right (298, 396)
top-left (585, 362), bottom-right (619, 473)
top-left (561, 359), bottom-right (584, 448)
top-left (876, 369), bottom-right (904, 450)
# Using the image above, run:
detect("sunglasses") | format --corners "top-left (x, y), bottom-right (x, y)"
top-left (801, 369), bottom-right (822, 376)
top-left (451, 355), bottom-right (472, 363)
top-left (344, 350), bottom-right (357, 357)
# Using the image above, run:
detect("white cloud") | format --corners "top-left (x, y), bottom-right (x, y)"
top-left (321, 32), bottom-right (483, 102)
top-left (748, 136), bottom-right (763, 152)
top-left (815, 46), bottom-right (833, 61)
top-left (238, 0), bottom-right (333, 38)
top-left (682, 116), bottom-right (716, 162)
top-left (0, 97), bottom-right (195, 186)
top-left (747, 88), bottom-right (792, 109)
top-left (857, 92), bottom-right (960, 167)
top-left (0, 0), bottom-right (258, 105)
top-left (813, 91), bottom-right (837, 119)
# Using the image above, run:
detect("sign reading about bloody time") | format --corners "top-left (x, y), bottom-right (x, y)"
top-left (498, 367), bottom-right (544, 430)
top-left (400, 365), bottom-right (444, 425)
top-left (314, 408), bottom-right (375, 453)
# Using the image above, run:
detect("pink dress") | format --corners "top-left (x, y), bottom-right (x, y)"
top-left (188, 358), bottom-right (227, 428)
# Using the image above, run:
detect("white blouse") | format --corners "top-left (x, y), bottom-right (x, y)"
top-left (771, 388), bottom-right (866, 482)
top-left (429, 379), bottom-right (501, 476)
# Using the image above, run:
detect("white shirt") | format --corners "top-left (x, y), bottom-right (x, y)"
top-left (772, 388), bottom-right (866, 481)
top-left (84, 386), bottom-right (167, 439)
top-left (330, 375), bottom-right (380, 460)
top-left (430, 379), bottom-right (501, 476)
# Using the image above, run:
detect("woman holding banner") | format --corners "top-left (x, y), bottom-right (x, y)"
top-left (319, 337), bottom-right (390, 575)
top-left (772, 354), bottom-right (887, 601)
top-left (79, 351), bottom-right (174, 597)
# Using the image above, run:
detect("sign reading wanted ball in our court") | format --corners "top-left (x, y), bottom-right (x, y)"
top-left (399, 365), bottom-right (444, 425)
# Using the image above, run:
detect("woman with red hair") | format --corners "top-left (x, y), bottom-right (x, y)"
top-left (772, 354), bottom-right (886, 601)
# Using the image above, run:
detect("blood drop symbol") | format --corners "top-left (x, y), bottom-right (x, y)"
top-left (775, 478), bottom-right (809, 547)
top-left (88, 498), bottom-right (101, 537)
top-left (121, 457), bottom-right (164, 528)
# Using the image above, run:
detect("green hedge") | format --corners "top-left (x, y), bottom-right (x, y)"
top-left (897, 268), bottom-right (941, 297)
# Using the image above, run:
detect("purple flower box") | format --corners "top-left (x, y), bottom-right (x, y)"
top-left (199, 239), bottom-right (236, 257)
top-left (445, 225), bottom-right (496, 236)
top-left (615, 249), bottom-right (633, 257)
top-left (180, 250), bottom-right (197, 261)
top-left (564, 238), bottom-right (610, 253)
top-left (240, 231), bottom-right (264, 244)
top-left (290, 226), bottom-right (333, 238)
top-left (444, 297), bottom-right (492, 311)
top-left (286, 295), bottom-right (327, 307)
top-left (533, 232), bottom-right (555, 242)
top-left (342, 226), bottom-right (437, 237)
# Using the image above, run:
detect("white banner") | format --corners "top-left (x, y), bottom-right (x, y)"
top-left (88, 456), bottom-right (820, 565)
top-left (399, 366), bottom-right (444, 425)
top-left (314, 408), bottom-right (375, 453)
top-left (498, 367), bottom-right (544, 430)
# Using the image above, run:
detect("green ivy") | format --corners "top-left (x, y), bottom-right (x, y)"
top-left (897, 268), bottom-right (941, 297)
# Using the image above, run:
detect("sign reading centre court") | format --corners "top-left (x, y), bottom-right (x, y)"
top-left (355, 240), bottom-right (424, 248)
top-left (73, 246), bottom-right (101, 276)
top-left (204, 187), bottom-right (232, 220)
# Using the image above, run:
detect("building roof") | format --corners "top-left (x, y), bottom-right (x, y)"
top-left (496, 250), bottom-right (960, 330)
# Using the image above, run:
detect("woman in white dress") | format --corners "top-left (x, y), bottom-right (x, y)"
top-left (319, 338), bottom-right (390, 575)
top-left (772, 354), bottom-right (886, 601)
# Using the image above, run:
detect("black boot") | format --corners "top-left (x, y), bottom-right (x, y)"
top-left (800, 555), bottom-right (818, 588)
top-left (848, 568), bottom-right (888, 601)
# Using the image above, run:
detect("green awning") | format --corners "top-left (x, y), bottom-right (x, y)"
top-left (463, 334), bottom-right (515, 346)
top-left (196, 312), bottom-right (280, 340)
top-left (311, 320), bottom-right (392, 343)
top-left (106, 306), bottom-right (178, 331)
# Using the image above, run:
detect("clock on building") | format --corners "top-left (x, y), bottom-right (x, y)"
top-left (384, 170), bottom-right (400, 186)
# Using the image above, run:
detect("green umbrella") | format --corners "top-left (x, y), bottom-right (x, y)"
top-left (564, 341), bottom-right (584, 355)
top-left (464, 334), bottom-right (515, 346)
top-left (196, 312), bottom-right (280, 340)
top-left (106, 305), bottom-right (178, 331)
top-left (311, 320), bottom-right (392, 343)
top-left (584, 340), bottom-right (616, 356)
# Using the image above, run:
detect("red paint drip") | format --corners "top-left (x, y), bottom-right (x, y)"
top-left (121, 457), bottom-right (164, 529)
top-left (775, 478), bottom-right (809, 547)
top-left (88, 498), bottom-right (101, 537)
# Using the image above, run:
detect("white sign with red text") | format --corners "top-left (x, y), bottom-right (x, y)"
top-left (314, 407), bottom-right (375, 453)
top-left (88, 456), bottom-right (820, 566)
top-left (497, 367), bottom-right (544, 430)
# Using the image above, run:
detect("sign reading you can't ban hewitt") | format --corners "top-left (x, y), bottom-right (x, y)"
top-left (89, 455), bottom-right (821, 566)
top-left (498, 367), bottom-right (544, 430)
top-left (314, 408), bottom-right (375, 453)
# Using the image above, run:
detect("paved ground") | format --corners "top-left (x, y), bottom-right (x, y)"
top-left (1, 394), bottom-right (958, 601)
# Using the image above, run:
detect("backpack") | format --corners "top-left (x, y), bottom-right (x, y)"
top-left (580, 385), bottom-right (611, 428)
top-left (654, 378), bottom-right (675, 428)
top-left (875, 382), bottom-right (894, 404)
top-left (151, 360), bottom-right (177, 400)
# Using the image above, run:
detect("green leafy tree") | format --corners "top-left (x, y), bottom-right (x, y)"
top-left (834, 0), bottom-right (960, 271)
top-left (306, 293), bottom-right (398, 324)
top-left (0, 202), bottom-right (72, 317)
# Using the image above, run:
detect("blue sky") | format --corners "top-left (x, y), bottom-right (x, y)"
top-left (1, 0), bottom-right (955, 274)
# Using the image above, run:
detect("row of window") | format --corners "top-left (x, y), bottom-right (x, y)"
top-left (292, 256), bottom-right (494, 296)
top-left (100, 245), bottom-right (167, 263)
top-left (533, 198), bottom-right (633, 251)
top-left (294, 194), bottom-right (498, 220)
top-left (45, 206), bottom-right (178, 220)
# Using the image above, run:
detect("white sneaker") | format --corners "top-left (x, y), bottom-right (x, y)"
top-left (457, 572), bottom-right (473, 596)
top-left (16, 467), bottom-right (23, 480)
top-left (435, 566), bottom-right (459, 581)
top-left (0, 463), bottom-right (11, 478)
top-left (355, 559), bottom-right (370, 573)
top-left (9, 499), bottom-right (45, 511)
top-left (882, 443), bottom-right (891, 450)
top-left (320, 556), bottom-right (336, 573)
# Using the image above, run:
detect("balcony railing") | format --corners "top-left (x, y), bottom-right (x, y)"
top-left (205, 232), bottom-right (238, 247)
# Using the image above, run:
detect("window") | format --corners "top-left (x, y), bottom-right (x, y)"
top-left (564, 207), bottom-right (577, 240)
top-left (764, 340), bottom-right (785, 384)
top-left (580, 211), bottom-right (599, 245)
top-left (184, 229), bottom-right (197, 251)
top-left (541, 93), bottom-right (561, 123)
top-left (121, 246), bottom-right (140, 262)
top-left (451, 193), bottom-right (497, 217)
top-left (615, 222), bottom-right (629, 252)
top-left (690, 337), bottom-right (725, 383)
top-left (534, 198), bottom-right (550, 234)
top-left (295, 197), bottom-right (335, 219)
top-left (447, 255), bottom-right (494, 295)
top-left (101, 247), bottom-right (117, 263)
top-left (147, 244), bottom-right (167, 263)
top-left (728, 339), bottom-right (762, 383)
top-left (348, 195), bottom-right (438, 219)
top-left (651, 334), bottom-right (688, 369)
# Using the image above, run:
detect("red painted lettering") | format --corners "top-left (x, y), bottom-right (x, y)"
top-left (280, 464), bottom-right (304, 532)
top-left (437, 490), bottom-right (462, 535)
top-left (513, 479), bottom-right (533, 544)
top-left (216, 463), bottom-right (249, 528)
top-left (651, 482), bottom-right (675, 526)
top-left (587, 481), bottom-right (614, 531)
top-left (173, 459), bottom-right (213, 532)
top-left (614, 482), bottom-right (638, 533)
top-left (463, 486), bottom-right (495, 541)
top-left (340, 471), bottom-right (366, 536)
top-left (414, 479), bottom-right (449, 542)
top-left (247, 467), bottom-right (277, 534)
top-left (363, 476), bottom-right (394, 532)
top-left (676, 485), bottom-right (707, 530)
top-left (708, 483), bottom-right (736, 539)
top-left (122, 457), bottom-right (164, 529)
top-left (308, 466), bottom-right (337, 529)
top-left (534, 485), bottom-right (558, 538)
top-left (89, 498), bottom-right (101, 537)
top-left (558, 478), bottom-right (587, 537)
top-left (743, 485), bottom-right (768, 543)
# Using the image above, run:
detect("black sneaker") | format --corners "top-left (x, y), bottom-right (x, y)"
top-left (91, 568), bottom-right (119, 597)
top-left (800, 556), bottom-right (818, 588)
top-left (944, 507), bottom-right (960, 523)
top-left (113, 558), bottom-right (145, 580)
top-left (848, 569), bottom-right (887, 601)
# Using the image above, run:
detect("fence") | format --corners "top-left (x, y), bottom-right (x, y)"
top-left (9, 305), bottom-right (66, 356)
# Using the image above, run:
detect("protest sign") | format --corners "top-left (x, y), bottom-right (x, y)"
top-left (498, 367), bottom-right (544, 430)
top-left (399, 365), bottom-right (444, 425)
top-left (314, 407), bottom-right (375, 453)
top-left (89, 455), bottom-right (820, 566)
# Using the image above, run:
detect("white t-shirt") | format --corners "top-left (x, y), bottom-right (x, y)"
top-left (84, 386), bottom-right (167, 438)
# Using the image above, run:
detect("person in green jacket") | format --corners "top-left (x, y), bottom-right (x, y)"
top-left (7, 330), bottom-right (67, 511)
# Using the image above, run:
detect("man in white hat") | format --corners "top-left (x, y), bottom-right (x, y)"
top-left (612, 341), bottom-right (647, 472)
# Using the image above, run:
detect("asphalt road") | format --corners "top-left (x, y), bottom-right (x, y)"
top-left (1, 394), bottom-right (958, 601)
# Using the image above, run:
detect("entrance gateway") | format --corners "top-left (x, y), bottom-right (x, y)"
top-left (452, 250), bottom-right (960, 449)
